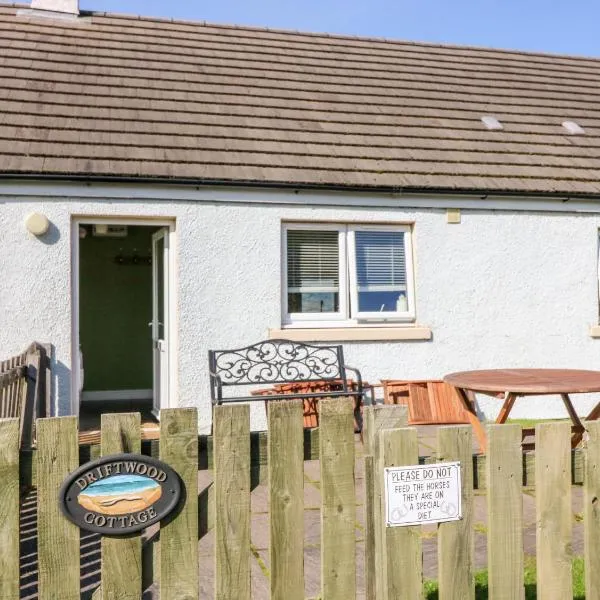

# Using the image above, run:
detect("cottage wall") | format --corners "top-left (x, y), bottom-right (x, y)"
top-left (2, 182), bottom-right (600, 431)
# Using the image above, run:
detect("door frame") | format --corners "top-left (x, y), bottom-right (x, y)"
top-left (70, 216), bottom-right (177, 416)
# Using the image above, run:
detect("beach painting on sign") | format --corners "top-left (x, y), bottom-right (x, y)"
top-left (60, 453), bottom-right (182, 535)
top-left (78, 474), bottom-right (162, 515)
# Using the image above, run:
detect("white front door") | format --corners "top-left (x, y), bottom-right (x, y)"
top-left (152, 228), bottom-right (170, 418)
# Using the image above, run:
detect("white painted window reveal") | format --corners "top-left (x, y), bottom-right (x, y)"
top-left (282, 223), bottom-right (415, 326)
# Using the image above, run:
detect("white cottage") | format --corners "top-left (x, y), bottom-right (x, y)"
top-left (2, 0), bottom-right (600, 431)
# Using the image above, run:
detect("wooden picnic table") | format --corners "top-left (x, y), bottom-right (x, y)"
top-left (443, 368), bottom-right (600, 452)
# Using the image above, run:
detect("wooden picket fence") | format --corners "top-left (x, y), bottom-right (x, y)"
top-left (1, 399), bottom-right (600, 598)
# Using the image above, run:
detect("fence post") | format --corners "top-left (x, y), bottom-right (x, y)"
top-left (268, 400), bottom-right (304, 600)
top-left (363, 404), bottom-right (408, 600)
top-left (437, 425), bottom-right (474, 600)
top-left (101, 413), bottom-right (142, 600)
top-left (160, 408), bottom-right (199, 600)
top-left (320, 397), bottom-right (356, 600)
top-left (487, 424), bottom-right (523, 600)
top-left (37, 416), bottom-right (80, 600)
top-left (214, 404), bottom-right (251, 600)
top-left (585, 421), bottom-right (600, 600)
top-left (380, 427), bottom-right (422, 599)
top-left (0, 418), bottom-right (19, 599)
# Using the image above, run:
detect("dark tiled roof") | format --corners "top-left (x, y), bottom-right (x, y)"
top-left (3, 2), bottom-right (600, 195)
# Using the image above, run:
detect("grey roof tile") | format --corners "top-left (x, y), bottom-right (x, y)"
top-left (2, 2), bottom-right (600, 195)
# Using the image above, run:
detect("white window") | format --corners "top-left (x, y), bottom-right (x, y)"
top-left (282, 223), bottom-right (415, 326)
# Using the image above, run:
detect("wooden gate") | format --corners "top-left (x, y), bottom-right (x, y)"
top-left (1, 402), bottom-right (600, 598)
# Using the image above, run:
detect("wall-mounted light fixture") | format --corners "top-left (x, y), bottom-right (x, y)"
top-left (24, 212), bottom-right (50, 236)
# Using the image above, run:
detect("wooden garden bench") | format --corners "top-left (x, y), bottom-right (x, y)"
top-left (0, 342), bottom-right (50, 448)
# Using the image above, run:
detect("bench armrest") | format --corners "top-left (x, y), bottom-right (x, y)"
top-left (344, 366), bottom-right (363, 394)
top-left (209, 370), bottom-right (224, 405)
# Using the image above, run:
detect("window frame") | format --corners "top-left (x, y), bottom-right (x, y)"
top-left (282, 222), bottom-right (415, 327)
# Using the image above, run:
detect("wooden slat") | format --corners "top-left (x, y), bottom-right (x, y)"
top-left (408, 383), bottom-right (431, 423)
top-left (268, 400), bottom-right (304, 600)
top-left (363, 404), bottom-right (408, 600)
top-left (214, 404), bottom-right (251, 600)
top-left (363, 454), bottom-right (375, 600)
top-left (19, 361), bottom-right (30, 447)
top-left (438, 425), bottom-right (474, 600)
top-left (21, 349), bottom-right (42, 448)
top-left (0, 418), bottom-right (19, 599)
top-left (585, 420), bottom-right (600, 600)
top-left (0, 366), bottom-right (25, 418)
top-left (160, 408), bottom-right (199, 600)
top-left (37, 417), bottom-right (80, 600)
top-left (429, 382), bottom-right (471, 424)
top-left (320, 397), bottom-right (356, 600)
top-left (487, 424), bottom-right (523, 599)
top-left (380, 427), bottom-right (422, 599)
top-left (536, 422), bottom-right (572, 599)
top-left (101, 413), bottom-right (142, 600)
top-left (382, 380), bottom-right (470, 425)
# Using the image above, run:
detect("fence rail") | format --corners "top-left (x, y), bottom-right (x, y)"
top-left (1, 403), bottom-right (600, 598)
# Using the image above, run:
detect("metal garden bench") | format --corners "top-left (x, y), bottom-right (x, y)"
top-left (208, 339), bottom-right (364, 417)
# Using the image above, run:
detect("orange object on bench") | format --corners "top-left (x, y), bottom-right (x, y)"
top-left (380, 379), bottom-right (471, 425)
top-left (252, 379), bottom-right (364, 430)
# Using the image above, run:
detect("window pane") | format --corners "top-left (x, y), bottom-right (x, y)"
top-left (287, 229), bottom-right (340, 314)
top-left (288, 291), bottom-right (339, 313)
top-left (355, 230), bottom-right (407, 313)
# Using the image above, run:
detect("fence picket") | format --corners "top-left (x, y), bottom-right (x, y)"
top-left (535, 422), bottom-right (572, 599)
top-left (320, 398), bottom-right (356, 600)
top-left (101, 413), bottom-right (142, 600)
top-left (585, 421), bottom-right (600, 600)
top-left (160, 408), bottom-right (199, 600)
top-left (438, 425), bottom-right (474, 600)
top-left (0, 418), bottom-right (19, 599)
top-left (380, 427), bottom-right (422, 599)
top-left (268, 400), bottom-right (304, 600)
top-left (37, 417), bottom-right (80, 600)
top-left (363, 453), bottom-right (376, 600)
top-left (214, 404), bottom-right (251, 600)
top-left (487, 424), bottom-right (523, 600)
top-left (363, 405), bottom-right (408, 600)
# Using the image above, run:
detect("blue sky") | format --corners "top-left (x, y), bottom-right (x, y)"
top-left (76, 0), bottom-right (600, 57)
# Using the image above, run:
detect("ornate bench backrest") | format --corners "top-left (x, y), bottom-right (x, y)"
top-left (208, 339), bottom-right (348, 404)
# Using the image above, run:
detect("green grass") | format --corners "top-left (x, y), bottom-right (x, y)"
top-left (505, 418), bottom-right (570, 428)
top-left (424, 556), bottom-right (585, 599)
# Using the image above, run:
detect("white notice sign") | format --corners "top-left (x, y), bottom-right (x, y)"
top-left (384, 461), bottom-right (462, 527)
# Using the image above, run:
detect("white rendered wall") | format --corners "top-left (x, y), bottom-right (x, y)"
top-left (2, 183), bottom-right (600, 432)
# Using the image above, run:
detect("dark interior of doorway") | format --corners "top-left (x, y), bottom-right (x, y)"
top-left (78, 224), bottom-right (162, 413)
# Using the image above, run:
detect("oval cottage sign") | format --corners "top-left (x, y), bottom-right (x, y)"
top-left (59, 454), bottom-right (182, 535)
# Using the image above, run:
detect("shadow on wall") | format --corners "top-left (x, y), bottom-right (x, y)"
top-left (53, 359), bottom-right (71, 417)
top-left (36, 221), bottom-right (61, 246)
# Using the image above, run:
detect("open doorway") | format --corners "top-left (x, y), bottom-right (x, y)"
top-left (72, 220), bottom-right (174, 432)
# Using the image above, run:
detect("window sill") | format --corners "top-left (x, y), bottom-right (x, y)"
top-left (268, 326), bottom-right (432, 342)
top-left (590, 326), bottom-right (600, 338)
